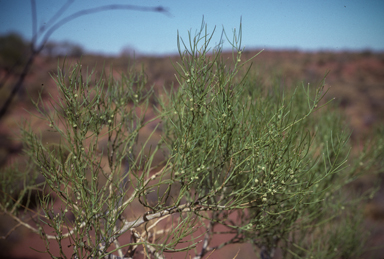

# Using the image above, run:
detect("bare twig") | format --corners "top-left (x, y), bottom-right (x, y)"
top-left (37, 5), bottom-right (171, 51)
top-left (0, 1), bottom-right (170, 122)
top-left (31, 0), bottom-right (37, 45)
top-left (0, 54), bottom-right (36, 120)
top-left (0, 222), bottom-right (22, 240)
top-left (193, 220), bottom-right (214, 259)
top-left (33, 0), bottom-right (75, 42)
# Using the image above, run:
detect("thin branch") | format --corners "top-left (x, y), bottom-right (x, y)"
top-left (37, 4), bottom-right (171, 52)
top-left (100, 229), bottom-right (164, 259)
top-left (0, 63), bottom-right (17, 90)
top-left (113, 238), bottom-right (124, 258)
top-left (122, 165), bottom-right (167, 209)
top-left (116, 202), bottom-right (231, 242)
top-left (31, 0), bottom-right (37, 49)
top-left (35, 0), bottom-right (75, 40)
top-left (193, 221), bottom-right (213, 259)
top-left (0, 222), bottom-right (22, 239)
top-left (2, 209), bottom-right (56, 239)
top-left (0, 54), bottom-right (35, 120)
top-left (146, 215), bottom-right (170, 233)
top-left (0, 3), bottom-right (171, 122)
top-left (204, 234), bottom-right (244, 253)
top-left (131, 229), bottom-right (165, 259)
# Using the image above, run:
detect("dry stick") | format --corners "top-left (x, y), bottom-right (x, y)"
top-left (0, 54), bottom-right (35, 120)
top-left (205, 234), bottom-right (243, 253)
top-left (0, 62), bottom-right (18, 90)
top-left (193, 220), bottom-right (213, 259)
top-left (0, 2), bottom-right (170, 122)
top-left (0, 222), bottom-right (22, 239)
top-left (205, 249), bottom-right (216, 259)
top-left (232, 249), bottom-right (241, 259)
top-left (2, 209), bottom-right (56, 239)
top-left (113, 228), bottom-right (124, 258)
top-left (106, 229), bottom-right (164, 259)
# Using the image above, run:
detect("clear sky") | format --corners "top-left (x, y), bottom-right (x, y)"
top-left (0, 0), bottom-right (383, 56)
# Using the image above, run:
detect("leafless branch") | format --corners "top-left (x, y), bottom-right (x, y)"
top-left (35, 0), bottom-right (75, 40)
top-left (0, 55), bottom-right (36, 120)
top-left (38, 4), bottom-right (170, 51)
top-left (0, 63), bottom-right (17, 90)
top-left (0, 221), bottom-right (22, 239)
top-left (31, 0), bottom-right (37, 49)
top-left (0, 1), bottom-right (171, 122)
top-left (205, 234), bottom-right (244, 254)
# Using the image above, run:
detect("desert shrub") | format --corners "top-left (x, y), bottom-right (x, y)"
top-left (0, 32), bottom-right (30, 70)
top-left (1, 20), bottom-right (383, 259)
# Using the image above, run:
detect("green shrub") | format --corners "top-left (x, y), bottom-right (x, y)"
top-left (0, 32), bottom-right (29, 70)
top-left (1, 20), bottom-right (383, 259)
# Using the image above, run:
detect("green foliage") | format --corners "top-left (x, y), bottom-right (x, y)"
top-left (1, 20), bottom-right (383, 259)
top-left (0, 32), bottom-right (29, 69)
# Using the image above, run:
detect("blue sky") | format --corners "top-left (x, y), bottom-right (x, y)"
top-left (0, 0), bottom-right (383, 56)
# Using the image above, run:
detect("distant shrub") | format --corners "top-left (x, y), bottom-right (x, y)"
top-left (42, 41), bottom-right (84, 58)
top-left (0, 32), bottom-right (29, 70)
